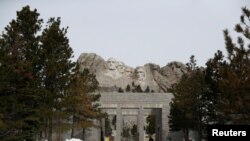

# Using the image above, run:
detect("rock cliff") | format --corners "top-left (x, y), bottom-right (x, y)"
top-left (77, 53), bottom-right (188, 92)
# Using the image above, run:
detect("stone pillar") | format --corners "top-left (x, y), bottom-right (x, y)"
top-left (155, 109), bottom-right (162, 141)
top-left (139, 106), bottom-right (144, 141)
top-left (116, 106), bottom-right (122, 141)
top-left (101, 118), bottom-right (105, 140)
top-left (162, 106), bottom-right (169, 141)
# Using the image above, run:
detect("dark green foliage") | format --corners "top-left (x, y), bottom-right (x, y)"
top-left (67, 68), bottom-right (103, 138)
top-left (144, 86), bottom-right (150, 93)
top-left (0, 5), bottom-right (103, 141)
top-left (39, 17), bottom-right (75, 141)
top-left (122, 126), bottom-right (130, 137)
top-left (168, 7), bottom-right (250, 141)
top-left (126, 85), bottom-right (131, 92)
top-left (135, 85), bottom-right (143, 93)
top-left (205, 51), bottom-right (224, 124)
top-left (206, 7), bottom-right (250, 124)
top-left (146, 115), bottom-right (155, 136)
top-left (131, 124), bottom-right (137, 136)
top-left (0, 6), bottom-right (43, 141)
top-left (112, 115), bottom-right (116, 130)
top-left (128, 82), bottom-right (145, 93)
top-left (118, 87), bottom-right (124, 93)
top-left (104, 117), bottom-right (112, 137)
top-left (169, 102), bottom-right (186, 131)
top-left (169, 56), bottom-right (210, 141)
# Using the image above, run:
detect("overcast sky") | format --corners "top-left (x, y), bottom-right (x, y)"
top-left (1, 0), bottom-right (249, 67)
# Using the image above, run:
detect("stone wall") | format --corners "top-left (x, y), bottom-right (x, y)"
top-left (84, 92), bottom-right (174, 141)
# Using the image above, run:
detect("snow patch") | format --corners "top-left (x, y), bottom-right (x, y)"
top-left (65, 138), bottom-right (83, 141)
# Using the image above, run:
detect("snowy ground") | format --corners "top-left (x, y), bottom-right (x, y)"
top-left (65, 138), bottom-right (83, 141)
top-left (42, 138), bottom-right (82, 141)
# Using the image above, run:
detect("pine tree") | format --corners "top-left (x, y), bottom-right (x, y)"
top-left (131, 124), bottom-right (137, 137)
top-left (144, 86), bottom-right (150, 93)
top-left (126, 85), bottom-right (131, 92)
top-left (122, 126), bottom-right (130, 138)
top-left (67, 68), bottom-right (103, 138)
top-left (118, 87), bottom-right (124, 93)
top-left (168, 74), bottom-right (195, 140)
top-left (168, 101), bottom-right (187, 131)
top-left (207, 7), bottom-right (250, 124)
top-left (169, 56), bottom-right (210, 141)
top-left (104, 117), bottom-right (112, 137)
top-left (39, 17), bottom-right (75, 141)
top-left (112, 115), bottom-right (116, 130)
top-left (0, 6), bottom-right (43, 141)
top-left (205, 51), bottom-right (224, 123)
top-left (146, 115), bottom-right (155, 136)
top-left (135, 85), bottom-right (143, 93)
top-left (0, 5), bottom-right (106, 141)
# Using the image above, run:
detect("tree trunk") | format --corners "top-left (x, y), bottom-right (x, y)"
top-left (198, 124), bottom-right (202, 141)
top-left (48, 118), bottom-right (53, 141)
top-left (198, 130), bottom-right (202, 141)
top-left (71, 115), bottom-right (75, 138)
top-left (56, 119), bottom-right (61, 141)
top-left (82, 129), bottom-right (85, 140)
top-left (183, 128), bottom-right (189, 141)
top-left (44, 128), bottom-right (47, 139)
top-left (44, 119), bottom-right (48, 139)
top-left (198, 113), bottom-right (203, 141)
top-left (39, 131), bottom-right (42, 140)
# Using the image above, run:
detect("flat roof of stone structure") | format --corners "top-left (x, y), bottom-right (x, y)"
top-left (99, 92), bottom-right (173, 108)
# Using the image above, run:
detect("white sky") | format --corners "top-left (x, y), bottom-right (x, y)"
top-left (0, 0), bottom-right (249, 67)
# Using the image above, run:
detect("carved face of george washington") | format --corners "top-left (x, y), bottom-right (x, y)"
top-left (107, 58), bottom-right (117, 71)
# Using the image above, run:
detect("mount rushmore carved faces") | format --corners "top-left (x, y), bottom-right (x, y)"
top-left (107, 58), bottom-right (117, 71)
top-left (77, 53), bottom-right (188, 92)
top-left (135, 66), bottom-right (146, 82)
top-left (106, 58), bottom-right (132, 76)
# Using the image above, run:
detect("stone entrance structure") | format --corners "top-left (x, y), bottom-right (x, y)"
top-left (85, 92), bottom-right (173, 141)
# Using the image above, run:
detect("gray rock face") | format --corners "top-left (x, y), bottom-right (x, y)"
top-left (160, 61), bottom-right (188, 84)
top-left (77, 53), bottom-right (188, 92)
